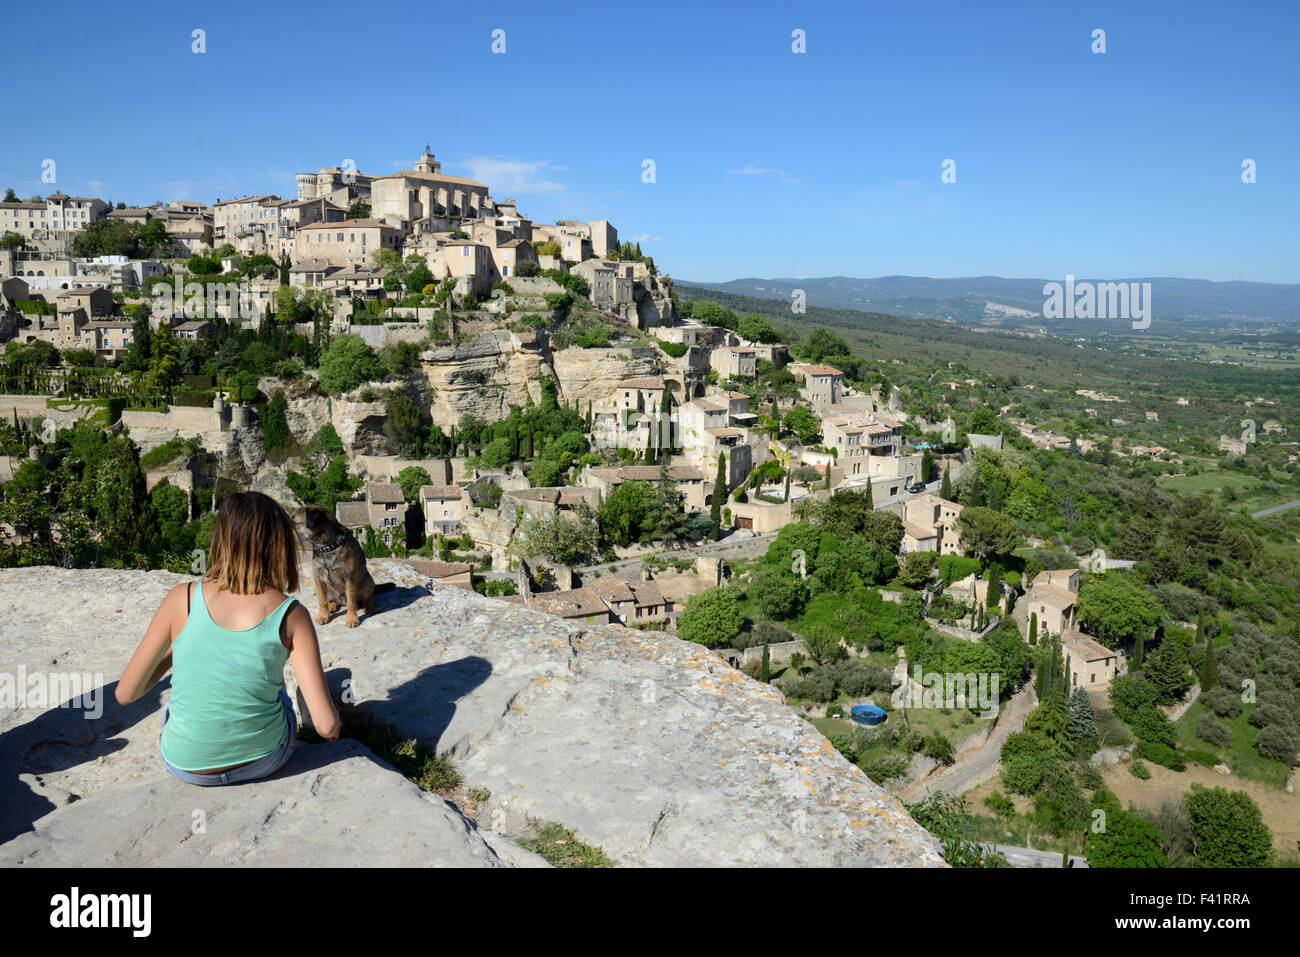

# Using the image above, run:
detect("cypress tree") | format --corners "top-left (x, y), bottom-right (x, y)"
top-left (760, 642), bottom-right (770, 683)
top-left (1199, 640), bottom-right (1218, 691)
top-left (511, 424), bottom-right (519, 460)
top-left (1133, 633), bottom-right (1145, 671)
top-left (824, 464), bottom-right (831, 490)
top-left (784, 467), bottom-right (791, 502)
top-left (940, 466), bottom-right (953, 500)
top-left (1029, 612), bottom-right (1038, 646)
top-left (711, 453), bottom-right (725, 540)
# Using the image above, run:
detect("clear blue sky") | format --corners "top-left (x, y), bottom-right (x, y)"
top-left (4, 0), bottom-right (1297, 283)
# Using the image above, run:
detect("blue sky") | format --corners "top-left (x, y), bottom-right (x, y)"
top-left (3, 0), bottom-right (1297, 283)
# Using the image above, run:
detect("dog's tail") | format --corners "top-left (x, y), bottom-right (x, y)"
top-left (374, 582), bottom-right (398, 594)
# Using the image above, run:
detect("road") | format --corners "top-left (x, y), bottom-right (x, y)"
top-left (899, 682), bottom-right (1038, 802)
top-left (1251, 499), bottom-right (1300, 518)
top-left (984, 844), bottom-right (1089, 868)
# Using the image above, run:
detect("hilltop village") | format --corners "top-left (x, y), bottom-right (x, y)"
top-left (3, 146), bottom-right (1298, 868)
top-left (0, 147), bottom-right (979, 624)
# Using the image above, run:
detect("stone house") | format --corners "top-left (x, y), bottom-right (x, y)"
top-left (790, 363), bottom-right (843, 407)
top-left (420, 484), bottom-right (466, 537)
top-left (296, 219), bottom-right (403, 268)
top-left (1062, 629), bottom-right (1122, 689)
top-left (1027, 568), bottom-right (1080, 636)
top-left (713, 346), bottom-right (756, 380)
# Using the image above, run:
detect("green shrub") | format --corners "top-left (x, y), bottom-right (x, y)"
top-left (1135, 740), bottom-right (1186, 771)
top-left (1129, 760), bottom-right (1151, 779)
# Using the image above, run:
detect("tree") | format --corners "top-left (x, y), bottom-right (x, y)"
top-left (1028, 612), bottom-right (1038, 645)
top-left (898, 551), bottom-right (936, 589)
top-left (782, 405), bottom-right (821, 444)
top-left (1144, 640), bottom-right (1191, 704)
top-left (262, 390), bottom-right (290, 452)
top-left (710, 453), bottom-right (726, 539)
top-left (396, 466), bottom-right (432, 503)
top-left (1199, 641), bottom-right (1219, 692)
top-left (955, 507), bottom-right (1018, 563)
top-left (1075, 572), bottom-right (1165, 649)
top-left (800, 328), bottom-right (851, 362)
top-left (747, 568), bottom-right (807, 620)
top-left (1184, 786), bottom-right (1273, 868)
top-left (318, 334), bottom-right (379, 394)
top-left (1067, 686), bottom-right (1097, 740)
top-left (383, 395), bottom-right (423, 457)
top-left (143, 322), bottom-right (180, 403)
top-left (940, 467), bottom-right (953, 500)
top-left (139, 218), bottom-right (171, 256)
top-left (760, 642), bottom-right (771, 683)
top-left (676, 586), bottom-right (744, 648)
top-left (1085, 810), bottom-right (1170, 868)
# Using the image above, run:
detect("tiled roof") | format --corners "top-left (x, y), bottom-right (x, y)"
top-left (420, 484), bottom-right (462, 500)
top-left (365, 482), bottom-right (406, 504)
top-left (335, 501), bottom-right (370, 527)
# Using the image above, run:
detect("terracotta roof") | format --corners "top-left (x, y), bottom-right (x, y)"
top-left (1032, 584), bottom-right (1077, 609)
top-left (528, 588), bottom-right (610, 619)
top-left (630, 578), bottom-right (666, 609)
top-left (299, 218), bottom-right (397, 231)
top-left (365, 482), bottom-right (406, 504)
top-left (585, 575), bottom-right (636, 603)
top-left (213, 194), bottom-right (278, 207)
top-left (420, 484), bottom-right (462, 500)
top-left (794, 363), bottom-right (843, 377)
top-left (614, 465), bottom-right (704, 482)
top-left (903, 522), bottom-right (939, 541)
top-left (335, 501), bottom-right (370, 527)
top-left (615, 376), bottom-right (666, 390)
top-left (1061, 629), bottom-right (1116, 662)
top-left (1031, 569), bottom-right (1078, 590)
top-left (376, 169), bottom-right (488, 189)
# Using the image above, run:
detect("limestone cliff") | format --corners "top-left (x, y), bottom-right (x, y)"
top-left (0, 564), bottom-right (945, 867)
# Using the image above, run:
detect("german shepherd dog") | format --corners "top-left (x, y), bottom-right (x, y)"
top-left (291, 505), bottom-right (393, 627)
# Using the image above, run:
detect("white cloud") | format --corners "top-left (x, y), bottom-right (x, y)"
top-left (726, 163), bottom-right (799, 186)
top-left (460, 156), bottom-right (567, 195)
top-left (628, 233), bottom-right (662, 243)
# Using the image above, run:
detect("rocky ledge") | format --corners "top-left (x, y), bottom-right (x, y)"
top-left (0, 563), bottom-right (944, 867)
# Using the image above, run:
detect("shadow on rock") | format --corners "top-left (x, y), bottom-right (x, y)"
top-left (325, 656), bottom-right (494, 755)
top-left (0, 678), bottom-right (168, 845)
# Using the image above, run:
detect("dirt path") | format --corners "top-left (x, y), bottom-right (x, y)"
top-left (1101, 762), bottom-right (1300, 861)
top-left (897, 682), bottom-right (1038, 801)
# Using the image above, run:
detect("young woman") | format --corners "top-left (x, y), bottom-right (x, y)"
top-left (116, 491), bottom-right (342, 786)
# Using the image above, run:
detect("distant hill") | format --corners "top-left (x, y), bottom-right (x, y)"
top-left (677, 275), bottom-right (1300, 329)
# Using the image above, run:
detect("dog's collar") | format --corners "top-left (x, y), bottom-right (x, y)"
top-left (313, 540), bottom-right (345, 554)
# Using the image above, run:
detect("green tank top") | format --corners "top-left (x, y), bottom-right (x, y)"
top-left (159, 579), bottom-right (295, 772)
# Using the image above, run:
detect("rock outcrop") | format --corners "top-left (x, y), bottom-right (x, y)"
top-left (0, 564), bottom-right (945, 867)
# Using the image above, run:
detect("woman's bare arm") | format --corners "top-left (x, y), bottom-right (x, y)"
top-left (284, 602), bottom-right (342, 741)
top-left (116, 583), bottom-right (184, 705)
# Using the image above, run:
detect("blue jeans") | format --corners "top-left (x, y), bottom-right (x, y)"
top-left (160, 687), bottom-right (297, 786)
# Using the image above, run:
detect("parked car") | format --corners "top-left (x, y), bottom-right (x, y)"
top-left (907, 482), bottom-right (927, 494)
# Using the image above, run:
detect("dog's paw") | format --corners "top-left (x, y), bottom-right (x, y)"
top-left (345, 615), bottom-right (361, 628)
top-left (315, 613), bottom-right (331, 625)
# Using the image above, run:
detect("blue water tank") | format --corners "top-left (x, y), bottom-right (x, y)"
top-left (850, 704), bottom-right (887, 726)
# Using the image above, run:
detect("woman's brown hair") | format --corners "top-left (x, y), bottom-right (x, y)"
top-left (206, 492), bottom-right (300, 594)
